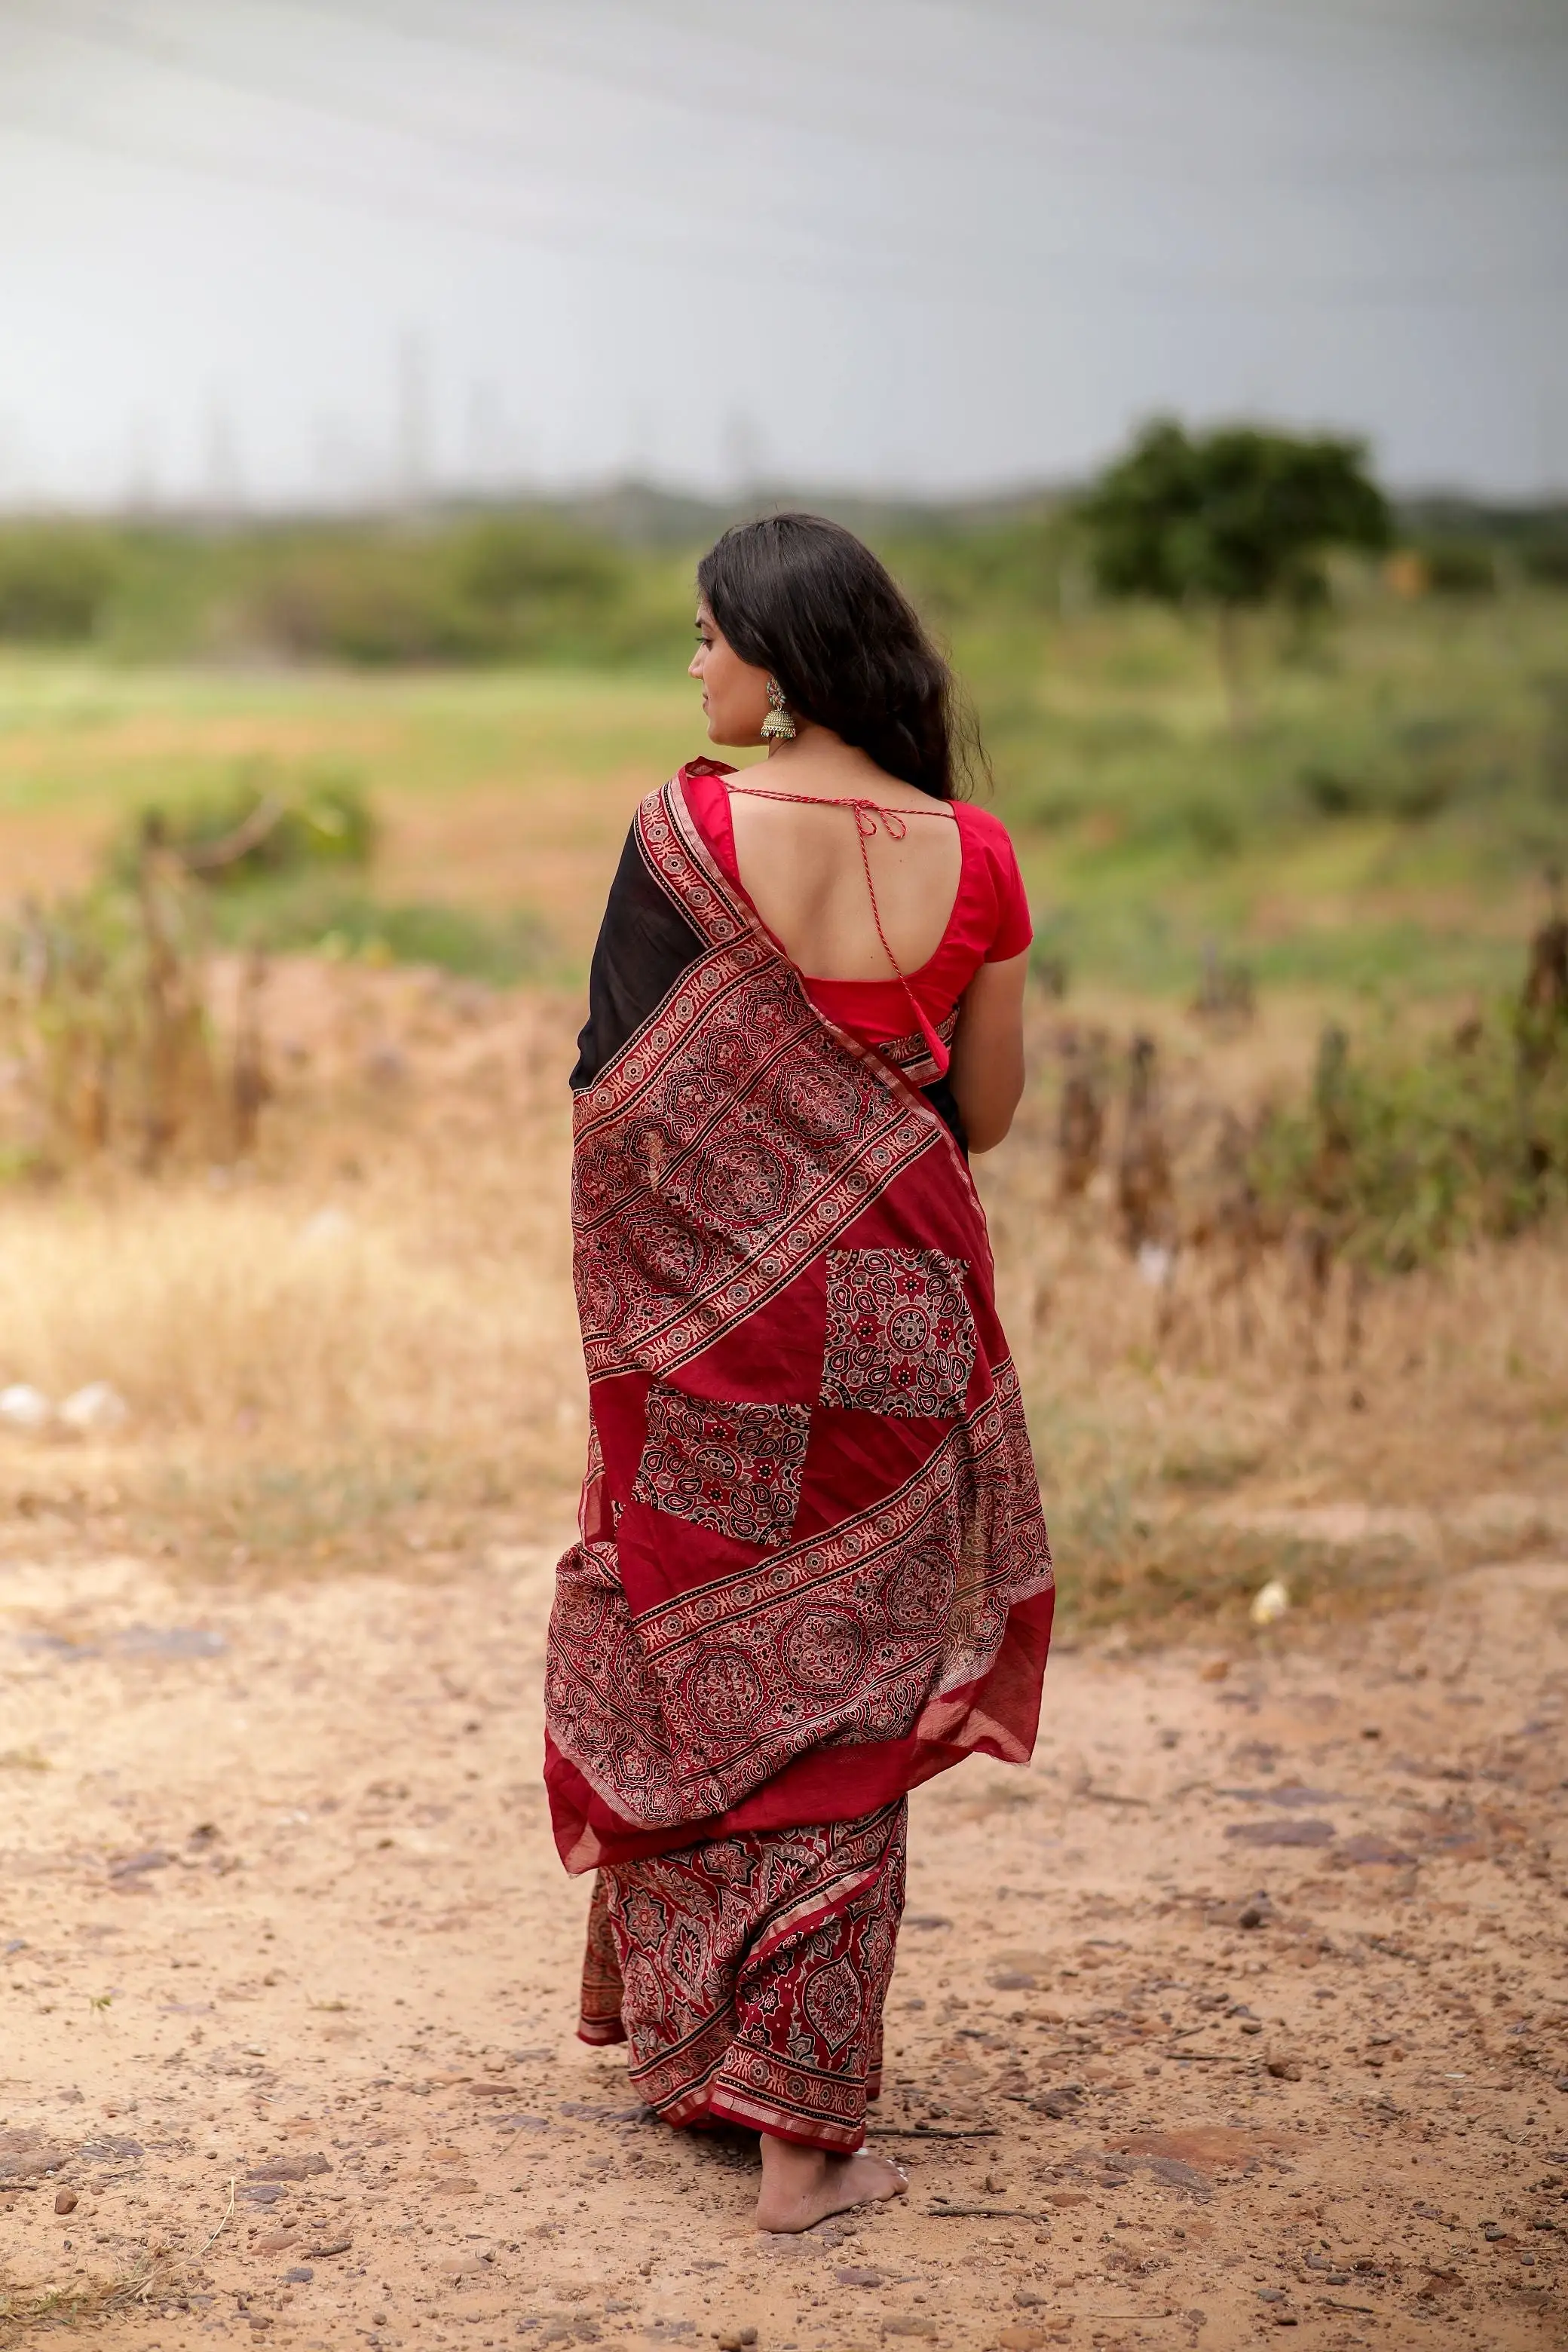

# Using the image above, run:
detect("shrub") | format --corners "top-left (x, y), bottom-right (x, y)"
top-left (1418, 541), bottom-right (1498, 596)
top-left (209, 878), bottom-right (553, 984)
top-left (111, 768), bottom-right (377, 888)
top-left (1249, 963), bottom-right (1568, 1273)
top-left (0, 526), bottom-right (122, 642)
top-left (247, 541), bottom-right (489, 666)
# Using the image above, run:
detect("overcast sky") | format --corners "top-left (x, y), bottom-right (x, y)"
top-left (2, 0), bottom-right (1566, 509)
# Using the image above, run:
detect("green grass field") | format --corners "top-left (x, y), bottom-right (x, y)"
top-left (2, 580), bottom-right (1563, 1000)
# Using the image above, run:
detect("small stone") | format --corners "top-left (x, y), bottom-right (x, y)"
top-left (0, 1384), bottom-right (52, 1433)
top-left (1035, 2090), bottom-right (1082, 2121)
top-left (306, 2237), bottom-right (352, 2258)
top-left (1238, 1906), bottom-right (1265, 1930)
top-left (59, 1382), bottom-right (130, 1436)
top-left (255, 2231), bottom-right (299, 2255)
top-left (997, 2331), bottom-right (1046, 2351)
top-left (1239, 2020), bottom-right (1264, 2035)
top-left (1200, 1659), bottom-right (1230, 1683)
top-left (247, 2153), bottom-right (331, 2182)
top-left (54, 2188), bottom-right (77, 2215)
top-left (283, 2267), bottom-right (314, 2285)
top-left (1266, 2054), bottom-right (1303, 2081)
top-left (837, 2268), bottom-right (884, 2287)
top-left (1249, 1579), bottom-right (1291, 1628)
top-left (1227, 1818), bottom-right (1335, 1848)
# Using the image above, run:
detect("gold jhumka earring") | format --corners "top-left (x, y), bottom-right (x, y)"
top-left (761, 675), bottom-right (797, 741)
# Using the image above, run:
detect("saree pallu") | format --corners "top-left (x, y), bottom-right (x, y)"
top-left (547, 766), bottom-right (1053, 2147)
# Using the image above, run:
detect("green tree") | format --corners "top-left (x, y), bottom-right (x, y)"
top-left (1080, 420), bottom-right (1390, 730)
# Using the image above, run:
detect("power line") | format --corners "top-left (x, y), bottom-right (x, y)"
top-left (948, 0), bottom-right (1568, 61)
top-left (0, 93), bottom-right (874, 292)
top-left (300, 0), bottom-right (1568, 185)
top-left (5, 2), bottom-right (1566, 306)
top-left (21, 0), bottom-right (1566, 200)
top-left (7, 93), bottom-right (1566, 310)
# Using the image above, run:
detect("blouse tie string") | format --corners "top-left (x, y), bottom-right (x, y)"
top-left (723, 783), bottom-right (954, 1079)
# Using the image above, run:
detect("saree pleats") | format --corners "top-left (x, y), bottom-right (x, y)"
top-left (578, 1799), bottom-right (907, 2151)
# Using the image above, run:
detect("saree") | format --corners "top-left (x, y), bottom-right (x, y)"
top-left (546, 764), bottom-right (1052, 2148)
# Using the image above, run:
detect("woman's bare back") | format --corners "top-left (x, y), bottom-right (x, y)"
top-left (725, 747), bottom-right (961, 982)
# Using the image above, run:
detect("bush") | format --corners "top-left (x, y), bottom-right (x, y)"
top-left (1523, 541), bottom-right (1568, 589)
top-left (1249, 975), bottom-right (1568, 1273)
top-left (1418, 541), bottom-right (1498, 596)
top-left (235, 518), bottom-right (689, 668)
top-left (210, 877), bottom-right (553, 984)
top-left (0, 526), bottom-right (122, 642)
top-left (247, 541), bottom-right (489, 666)
top-left (112, 768), bottom-right (377, 888)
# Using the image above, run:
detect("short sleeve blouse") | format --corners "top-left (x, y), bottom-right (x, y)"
top-left (680, 764), bottom-right (1031, 1053)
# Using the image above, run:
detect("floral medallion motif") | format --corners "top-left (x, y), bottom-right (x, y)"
top-left (820, 1248), bottom-right (977, 1418)
top-left (632, 1386), bottom-right (812, 1551)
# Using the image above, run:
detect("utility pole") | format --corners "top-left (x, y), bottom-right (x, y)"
top-left (395, 329), bottom-right (430, 511)
top-left (722, 407), bottom-right (763, 499)
top-left (125, 409), bottom-right (161, 516)
top-left (0, 410), bottom-right (26, 513)
top-left (205, 392), bottom-right (243, 518)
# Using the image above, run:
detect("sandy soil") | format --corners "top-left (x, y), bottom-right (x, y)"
top-left (2, 1533), bottom-right (1564, 2352)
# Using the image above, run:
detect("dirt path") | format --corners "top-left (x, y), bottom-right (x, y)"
top-left (2, 1536), bottom-right (1563, 2352)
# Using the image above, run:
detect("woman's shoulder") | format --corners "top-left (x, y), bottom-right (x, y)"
top-left (951, 798), bottom-right (1016, 849)
top-left (629, 758), bottom-right (733, 824)
top-left (951, 799), bottom-right (1031, 960)
top-left (953, 798), bottom-right (1024, 885)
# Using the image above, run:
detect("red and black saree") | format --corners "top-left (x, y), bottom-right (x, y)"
top-left (546, 764), bottom-right (1052, 2150)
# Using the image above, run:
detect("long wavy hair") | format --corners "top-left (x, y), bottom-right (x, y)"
top-left (696, 512), bottom-right (982, 801)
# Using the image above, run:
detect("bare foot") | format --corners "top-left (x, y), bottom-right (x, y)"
top-left (754, 2136), bottom-right (908, 2234)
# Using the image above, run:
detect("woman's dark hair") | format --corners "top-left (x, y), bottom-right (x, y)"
top-left (696, 512), bottom-right (982, 801)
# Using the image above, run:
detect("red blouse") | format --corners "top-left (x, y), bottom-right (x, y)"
top-left (681, 765), bottom-right (1032, 1067)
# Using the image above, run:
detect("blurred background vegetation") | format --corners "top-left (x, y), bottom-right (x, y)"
top-left (2, 449), bottom-right (1565, 1004)
top-left (3, 430), bottom-right (1567, 1578)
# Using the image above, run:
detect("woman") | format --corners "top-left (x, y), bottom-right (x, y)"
top-left (546, 513), bottom-right (1052, 2234)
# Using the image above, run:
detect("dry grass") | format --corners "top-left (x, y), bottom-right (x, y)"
top-left (0, 964), bottom-right (1564, 1625)
top-left (0, 1178), bottom-right (577, 1447)
top-left (0, 2249), bottom-right (185, 2342)
top-left (0, 972), bottom-right (588, 1570)
top-left (979, 1025), bottom-right (1568, 1632)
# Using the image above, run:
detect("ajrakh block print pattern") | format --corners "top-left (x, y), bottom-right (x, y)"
top-left (580, 1799), bottom-right (907, 2148)
top-left (821, 1247), bottom-right (977, 1418)
top-left (632, 1386), bottom-right (811, 1550)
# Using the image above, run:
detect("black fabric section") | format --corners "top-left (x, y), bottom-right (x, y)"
top-left (921, 1074), bottom-right (969, 1156)
top-left (570, 820), bottom-right (706, 1092)
top-left (571, 811), bottom-right (970, 1160)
